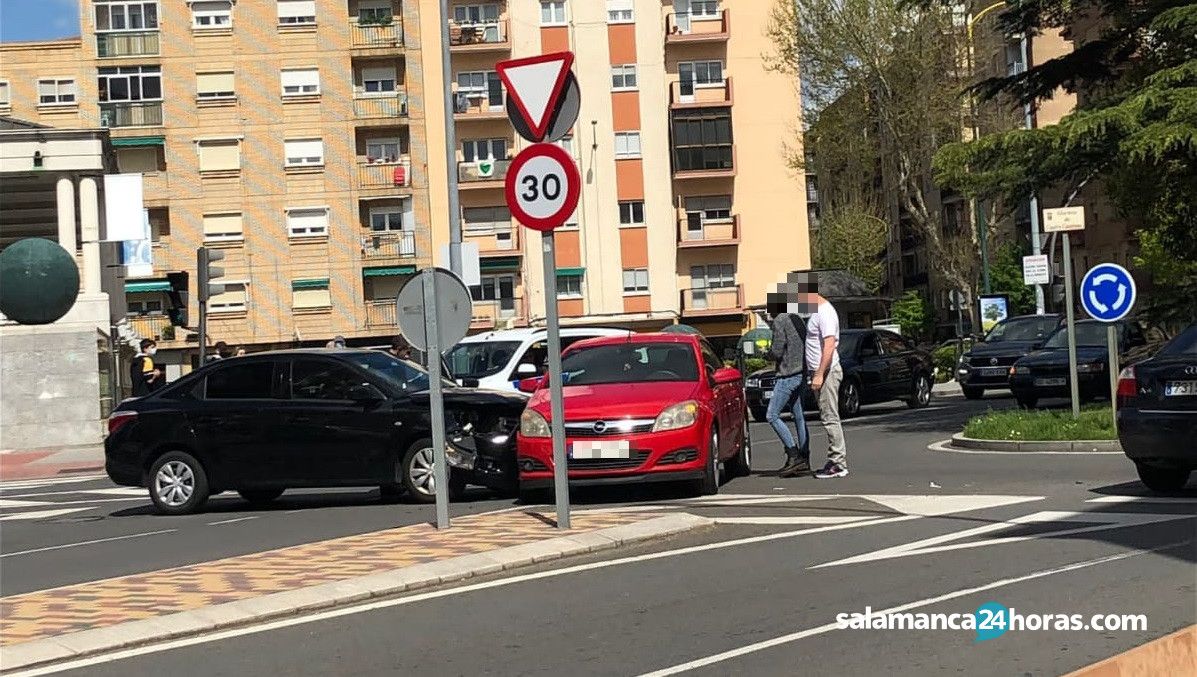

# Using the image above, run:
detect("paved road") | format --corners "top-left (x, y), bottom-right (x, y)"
top-left (5, 390), bottom-right (1194, 676)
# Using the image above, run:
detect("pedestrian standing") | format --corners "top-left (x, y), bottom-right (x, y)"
top-left (234, 346), bottom-right (246, 357)
top-left (764, 290), bottom-right (810, 477)
top-left (130, 338), bottom-right (165, 397)
top-left (208, 341), bottom-right (230, 362)
top-left (389, 335), bottom-right (413, 361)
top-left (800, 275), bottom-right (850, 478)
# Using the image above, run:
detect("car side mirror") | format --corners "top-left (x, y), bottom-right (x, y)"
top-left (516, 363), bottom-right (537, 376)
top-left (713, 366), bottom-right (741, 385)
top-left (349, 383), bottom-right (386, 402)
top-left (517, 376), bottom-right (543, 393)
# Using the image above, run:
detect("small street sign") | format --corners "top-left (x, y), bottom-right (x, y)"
top-left (1080, 263), bottom-right (1137, 323)
top-left (1022, 254), bottom-right (1051, 285)
top-left (1042, 206), bottom-right (1086, 233)
top-left (505, 143), bottom-right (581, 232)
top-left (497, 52), bottom-right (577, 142)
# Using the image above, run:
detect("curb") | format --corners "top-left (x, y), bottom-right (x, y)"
top-left (0, 512), bottom-right (712, 673)
top-left (1064, 624), bottom-right (1195, 676)
top-left (949, 433), bottom-right (1122, 453)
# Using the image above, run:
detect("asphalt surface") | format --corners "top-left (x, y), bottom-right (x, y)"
top-left (4, 389), bottom-right (1195, 676)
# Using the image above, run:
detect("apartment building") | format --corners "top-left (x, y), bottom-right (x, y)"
top-left (0, 0), bottom-right (807, 358)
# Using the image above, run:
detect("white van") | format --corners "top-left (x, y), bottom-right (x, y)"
top-left (446, 327), bottom-right (633, 391)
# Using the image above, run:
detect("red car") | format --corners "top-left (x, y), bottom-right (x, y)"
top-left (516, 333), bottom-right (751, 496)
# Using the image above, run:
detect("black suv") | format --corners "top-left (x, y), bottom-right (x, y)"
top-left (957, 314), bottom-right (1063, 399)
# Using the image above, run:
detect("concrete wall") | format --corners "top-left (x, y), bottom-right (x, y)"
top-left (0, 328), bottom-right (104, 451)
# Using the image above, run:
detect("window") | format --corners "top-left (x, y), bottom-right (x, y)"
top-left (0, 81), bottom-right (9, 108)
top-left (94, 1), bottom-right (159, 31)
top-left (369, 206), bottom-right (409, 232)
top-left (292, 280), bottom-right (331, 309)
top-left (205, 362), bottom-right (275, 399)
top-left (365, 137), bottom-right (402, 163)
top-left (116, 146), bottom-right (163, 173)
top-left (679, 60), bottom-right (723, 86)
top-left (540, 1), bottom-right (566, 25)
top-left (291, 359), bottom-right (364, 399)
top-left (127, 298), bottom-right (164, 315)
top-left (284, 138), bottom-right (324, 167)
top-left (361, 66), bottom-right (397, 94)
top-left (472, 275), bottom-right (515, 304)
top-left (462, 138), bottom-right (507, 162)
top-left (671, 109), bottom-right (733, 171)
top-left (202, 212), bottom-right (243, 241)
top-left (690, 0), bottom-right (719, 18)
top-left (1005, 42), bottom-right (1025, 76)
top-left (607, 0), bottom-right (633, 23)
top-left (463, 206), bottom-right (511, 234)
top-left (281, 67), bottom-right (320, 96)
top-left (196, 139), bottom-right (241, 172)
top-left (191, 1), bottom-right (231, 28)
top-left (358, 0), bottom-right (393, 24)
top-left (557, 272), bottom-right (583, 298)
top-left (37, 79), bottom-right (76, 105)
top-left (196, 71), bottom-right (235, 99)
top-left (611, 64), bottom-right (638, 91)
top-left (98, 65), bottom-right (161, 102)
top-left (619, 201), bottom-right (645, 225)
top-left (209, 281), bottom-right (248, 312)
top-left (455, 71), bottom-right (503, 109)
top-left (622, 268), bottom-right (649, 294)
top-left (287, 207), bottom-right (329, 237)
top-left (690, 264), bottom-right (735, 289)
top-left (277, 0), bottom-right (316, 24)
top-left (878, 332), bottom-right (907, 355)
top-left (614, 131), bottom-right (641, 159)
top-left (454, 3), bottom-right (499, 25)
top-left (685, 196), bottom-right (732, 222)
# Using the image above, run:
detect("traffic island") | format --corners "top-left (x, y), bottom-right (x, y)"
top-left (0, 510), bottom-right (711, 673)
top-left (939, 407), bottom-right (1122, 453)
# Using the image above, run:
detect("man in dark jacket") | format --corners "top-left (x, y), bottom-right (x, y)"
top-left (765, 287), bottom-right (810, 476)
top-left (130, 339), bottom-right (164, 397)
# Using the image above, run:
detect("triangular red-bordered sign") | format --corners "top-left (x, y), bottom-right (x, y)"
top-left (496, 52), bottom-right (575, 142)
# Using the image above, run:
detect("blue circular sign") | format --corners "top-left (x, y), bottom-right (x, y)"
top-left (1079, 263), bottom-right (1136, 322)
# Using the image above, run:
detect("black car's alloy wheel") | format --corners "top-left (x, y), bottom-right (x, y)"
top-left (149, 451), bottom-right (210, 516)
top-left (401, 439), bottom-right (467, 504)
top-left (907, 374), bottom-right (932, 409)
top-left (839, 379), bottom-right (861, 418)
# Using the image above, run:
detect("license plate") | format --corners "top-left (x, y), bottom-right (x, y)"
top-left (569, 441), bottom-right (630, 459)
top-left (762, 390), bottom-right (773, 400)
top-left (1035, 377), bottom-right (1066, 387)
top-left (978, 367), bottom-right (1007, 377)
top-left (1165, 380), bottom-right (1197, 397)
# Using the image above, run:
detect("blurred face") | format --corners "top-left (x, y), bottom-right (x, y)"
top-left (768, 272), bottom-right (820, 316)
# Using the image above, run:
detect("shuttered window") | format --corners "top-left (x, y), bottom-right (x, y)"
top-left (197, 139), bottom-right (240, 172)
top-left (196, 71), bottom-right (234, 98)
top-left (202, 212), bottom-right (243, 241)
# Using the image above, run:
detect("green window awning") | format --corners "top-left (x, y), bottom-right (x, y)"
top-left (111, 136), bottom-right (165, 147)
top-left (291, 278), bottom-right (330, 290)
top-left (125, 280), bottom-right (170, 292)
top-left (480, 256), bottom-right (521, 271)
top-left (362, 265), bottom-right (416, 277)
top-left (556, 267), bottom-right (585, 277)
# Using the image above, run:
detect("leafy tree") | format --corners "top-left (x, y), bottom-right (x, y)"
top-left (891, 290), bottom-right (933, 339)
top-left (988, 243), bottom-right (1037, 316)
top-left (812, 202), bottom-right (888, 293)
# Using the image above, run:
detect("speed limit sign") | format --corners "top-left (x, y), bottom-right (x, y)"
top-left (504, 143), bottom-right (581, 232)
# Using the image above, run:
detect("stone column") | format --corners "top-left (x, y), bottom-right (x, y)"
top-left (79, 176), bottom-right (102, 295)
top-left (56, 177), bottom-right (77, 254)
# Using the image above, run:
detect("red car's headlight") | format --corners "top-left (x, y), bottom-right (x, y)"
top-left (653, 401), bottom-right (699, 432)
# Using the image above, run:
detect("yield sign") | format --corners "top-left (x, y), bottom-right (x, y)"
top-left (497, 52), bottom-right (575, 142)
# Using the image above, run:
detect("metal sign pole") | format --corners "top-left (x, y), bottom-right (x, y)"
top-left (541, 231), bottom-right (570, 530)
top-left (1062, 233), bottom-right (1080, 418)
top-left (438, 0), bottom-right (463, 277)
top-left (422, 268), bottom-right (451, 529)
top-left (1108, 324), bottom-right (1119, 435)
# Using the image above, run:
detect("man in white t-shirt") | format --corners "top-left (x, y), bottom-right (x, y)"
top-left (801, 276), bottom-right (849, 478)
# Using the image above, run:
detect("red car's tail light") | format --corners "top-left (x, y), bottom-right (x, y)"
top-left (107, 410), bottom-right (138, 435)
top-left (1116, 366), bottom-right (1136, 408)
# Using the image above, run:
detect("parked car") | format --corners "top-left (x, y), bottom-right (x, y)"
top-left (957, 314), bottom-right (1063, 399)
top-left (744, 329), bottom-right (935, 421)
top-left (446, 327), bottom-right (633, 392)
top-left (105, 350), bottom-right (528, 515)
top-left (516, 333), bottom-right (750, 497)
top-left (1117, 323), bottom-right (1197, 492)
top-left (1008, 319), bottom-right (1150, 409)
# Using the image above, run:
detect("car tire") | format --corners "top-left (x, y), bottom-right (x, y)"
top-left (1135, 463), bottom-right (1191, 493)
top-left (962, 386), bottom-right (984, 400)
top-left (727, 414), bottom-right (752, 478)
top-left (401, 438), bottom-right (439, 504)
top-left (750, 406), bottom-right (767, 423)
top-left (839, 379), bottom-right (861, 418)
top-left (1015, 394), bottom-right (1038, 410)
top-left (907, 373), bottom-right (932, 409)
top-left (148, 451), bottom-right (210, 516)
top-left (238, 489), bottom-right (284, 506)
top-left (692, 427), bottom-right (720, 496)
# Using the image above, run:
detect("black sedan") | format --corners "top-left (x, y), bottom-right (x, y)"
top-left (1117, 323), bottom-right (1197, 492)
top-left (105, 350), bottom-right (528, 515)
top-left (1008, 320), bottom-right (1150, 409)
top-left (745, 329), bottom-right (934, 420)
top-left (957, 314), bottom-right (1063, 399)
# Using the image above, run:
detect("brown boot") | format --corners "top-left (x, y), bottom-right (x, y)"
top-left (776, 447), bottom-right (801, 474)
top-left (780, 456), bottom-right (812, 477)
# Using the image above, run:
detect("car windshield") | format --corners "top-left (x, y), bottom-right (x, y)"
top-left (446, 341), bottom-right (522, 379)
top-left (561, 343), bottom-right (698, 385)
top-left (1158, 325), bottom-right (1197, 356)
top-left (1043, 323), bottom-right (1112, 349)
top-left (341, 351), bottom-right (454, 392)
top-left (985, 316), bottom-right (1059, 342)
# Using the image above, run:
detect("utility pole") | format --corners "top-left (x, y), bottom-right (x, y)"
top-left (438, 0), bottom-right (463, 277)
top-left (1019, 30), bottom-right (1046, 314)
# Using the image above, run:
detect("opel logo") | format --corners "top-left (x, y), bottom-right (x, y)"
top-left (1186, 366), bottom-right (1197, 376)
top-left (593, 421), bottom-right (608, 434)
top-left (989, 358), bottom-right (999, 366)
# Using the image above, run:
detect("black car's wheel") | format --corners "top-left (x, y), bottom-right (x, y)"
top-left (401, 438), bottom-right (439, 503)
top-left (907, 373), bottom-right (932, 409)
top-left (839, 378), bottom-right (861, 418)
top-left (148, 451), bottom-right (210, 516)
top-left (728, 414), bottom-right (752, 478)
top-left (1015, 393), bottom-right (1038, 410)
top-left (750, 406), bottom-right (767, 423)
top-left (962, 386), bottom-right (985, 400)
top-left (238, 489), bottom-right (284, 506)
top-left (691, 427), bottom-right (720, 496)
top-left (1135, 463), bottom-right (1191, 493)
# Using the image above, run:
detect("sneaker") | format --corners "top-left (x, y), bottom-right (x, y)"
top-left (814, 462), bottom-right (848, 479)
top-left (779, 458), bottom-right (812, 477)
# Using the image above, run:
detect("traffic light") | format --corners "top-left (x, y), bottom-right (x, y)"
top-left (197, 247), bottom-right (226, 303)
top-left (165, 271), bottom-right (189, 327)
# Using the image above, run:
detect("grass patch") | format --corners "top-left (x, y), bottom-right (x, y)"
top-left (963, 406), bottom-right (1116, 441)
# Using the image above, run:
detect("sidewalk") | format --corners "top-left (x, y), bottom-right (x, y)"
top-left (0, 509), bottom-right (709, 671)
top-left (0, 445), bottom-right (105, 482)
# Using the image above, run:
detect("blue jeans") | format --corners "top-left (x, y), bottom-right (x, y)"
top-left (766, 373), bottom-right (809, 457)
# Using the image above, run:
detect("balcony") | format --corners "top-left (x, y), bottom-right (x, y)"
top-left (96, 31), bottom-right (160, 58)
top-left (465, 227), bottom-right (521, 256)
top-left (449, 20), bottom-right (509, 52)
top-left (680, 284), bottom-right (744, 318)
top-left (453, 93), bottom-right (507, 121)
top-left (356, 159), bottom-right (412, 191)
top-left (673, 146), bottom-right (736, 180)
top-left (349, 19), bottom-right (404, 50)
top-left (677, 216), bottom-right (740, 248)
top-left (353, 92), bottom-right (409, 120)
top-left (471, 297), bottom-right (525, 330)
top-left (100, 101), bottom-right (163, 128)
top-left (665, 9), bottom-right (730, 43)
top-left (361, 231), bottom-right (417, 263)
top-left (126, 314), bottom-right (175, 342)
top-left (457, 159), bottom-right (510, 188)
top-left (364, 299), bottom-right (397, 328)
top-left (670, 77), bottom-right (733, 108)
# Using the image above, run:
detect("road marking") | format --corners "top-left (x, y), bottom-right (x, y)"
top-left (1085, 495), bottom-right (1197, 504)
top-left (860, 494), bottom-right (1043, 516)
top-left (0, 507), bottom-right (95, 521)
top-left (0, 529), bottom-right (177, 559)
top-left (0, 475), bottom-right (108, 491)
top-left (208, 516), bottom-right (259, 525)
top-left (5, 488), bottom-right (140, 499)
top-left (927, 439), bottom-right (1122, 455)
top-left (0, 499), bottom-right (54, 509)
top-left (712, 516), bottom-right (876, 525)
top-left (636, 540), bottom-right (1194, 677)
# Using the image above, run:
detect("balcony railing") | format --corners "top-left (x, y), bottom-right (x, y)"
top-left (453, 93), bottom-right (507, 119)
top-left (353, 92), bottom-right (409, 119)
top-left (669, 77), bottom-right (733, 108)
top-left (96, 31), bottom-right (160, 57)
top-left (365, 299), bottom-right (397, 328)
top-left (361, 231), bottom-right (417, 261)
top-left (680, 284), bottom-right (744, 317)
top-left (449, 20), bottom-right (509, 50)
top-left (677, 216), bottom-right (740, 248)
top-left (665, 9), bottom-right (730, 42)
top-left (100, 101), bottom-right (163, 128)
top-left (126, 314), bottom-right (174, 341)
top-left (457, 158), bottom-right (511, 184)
top-left (356, 159), bottom-right (412, 190)
top-left (464, 227), bottom-right (521, 255)
top-left (349, 19), bottom-right (404, 48)
top-left (471, 297), bottom-right (523, 330)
